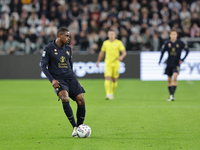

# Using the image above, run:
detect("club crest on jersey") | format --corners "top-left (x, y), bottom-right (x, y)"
top-left (66, 51), bottom-right (69, 55)
top-left (54, 49), bottom-right (57, 52)
top-left (168, 43), bottom-right (171, 48)
top-left (60, 56), bottom-right (66, 62)
top-left (176, 44), bottom-right (179, 48)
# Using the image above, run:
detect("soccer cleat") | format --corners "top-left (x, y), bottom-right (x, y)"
top-left (72, 127), bottom-right (78, 137)
top-left (109, 94), bottom-right (114, 100)
top-left (105, 94), bottom-right (114, 100)
top-left (167, 95), bottom-right (175, 101)
top-left (106, 94), bottom-right (111, 100)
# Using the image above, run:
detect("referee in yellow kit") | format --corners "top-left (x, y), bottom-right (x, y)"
top-left (96, 29), bottom-right (127, 100)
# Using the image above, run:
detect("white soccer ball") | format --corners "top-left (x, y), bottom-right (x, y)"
top-left (77, 124), bottom-right (91, 138)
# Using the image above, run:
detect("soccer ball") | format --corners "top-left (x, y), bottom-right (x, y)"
top-left (77, 124), bottom-right (91, 138)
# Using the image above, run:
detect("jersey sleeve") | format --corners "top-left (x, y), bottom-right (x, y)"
top-left (40, 46), bottom-right (54, 82)
top-left (158, 41), bottom-right (168, 63)
top-left (119, 41), bottom-right (125, 51)
top-left (69, 47), bottom-right (73, 70)
top-left (101, 41), bottom-right (106, 52)
top-left (181, 41), bottom-right (189, 62)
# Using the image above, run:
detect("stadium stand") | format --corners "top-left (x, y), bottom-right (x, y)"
top-left (0, 0), bottom-right (200, 55)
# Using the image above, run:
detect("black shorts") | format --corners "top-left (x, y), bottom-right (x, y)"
top-left (54, 77), bottom-right (85, 101)
top-left (164, 65), bottom-right (180, 76)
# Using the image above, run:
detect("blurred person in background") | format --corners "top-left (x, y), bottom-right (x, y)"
top-left (4, 34), bottom-right (20, 54)
top-left (129, 32), bottom-right (141, 51)
top-left (0, 29), bottom-right (6, 54)
top-left (190, 23), bottom-right (200, 37)
top-left (96, 29), bottom-right (126, 100)
top-left (151, 32), bottom-right (160, 51)
top-left (78, 30), bottom-right (89, 52)
top-left (141, 28), bottom-right (151, 51)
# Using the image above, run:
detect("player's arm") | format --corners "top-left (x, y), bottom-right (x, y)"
top-left (118, 50), bottom-right (126, 61)
top-left (118, 41), bottom-right (126, 61)
top-left (69, 48), bottom-right (73, 70)
top-left (41, 47), bottom-right (60, 88)
top-left (96, 51), bottom-right (105, 67)
top-left (158, 42), bottom-right (167, 65)
top-left (179, 44), bottom-right (189, 65)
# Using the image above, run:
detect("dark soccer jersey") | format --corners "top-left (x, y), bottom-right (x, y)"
top-left (159, 39), bottom-right (189, 67)
top-left (41, 41), bottom-right (74, 82)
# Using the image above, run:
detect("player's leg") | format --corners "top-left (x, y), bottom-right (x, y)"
top-left (104, 64), bottom-right (112, 99)
top-left (58, 90), bottom-right (77, 136)
top-left (110, 64), bottom-right (120, 99)
top-left (167, 76), bottom-right (174, 101)
top-left (168, 76), bottom-right (172, 95)
top-left (75, 93), bottom-right (86, 126)
top-left (171, 72), bottom-right (178, 97)
top-left (105, 76), bottom-right (112, 99)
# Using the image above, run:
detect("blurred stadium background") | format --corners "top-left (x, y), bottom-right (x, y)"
top-left (0, 0), bottom-right (200, 80)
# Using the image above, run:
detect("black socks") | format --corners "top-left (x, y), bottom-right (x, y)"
top-left (77, 105), bottom-right (86, 126)
top-left (62, 102), bottom-right (86, 127)
top-left (62, 102), bottom-right (77, 127)
top-left (171, 86), bottom-right (177, 95)
top-left (168, 86), bottom-right (177, 96)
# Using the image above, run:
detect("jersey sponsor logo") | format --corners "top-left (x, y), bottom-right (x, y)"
top-left (170, 47), bottom-right (176, 55)
top-left (42, 51), bottom-right (46, 57)
top-left (60, 56), bottom-right (66, 62)
top-left (55, 52), bottom-right (58, 55)
top-left (66, 51), bottom-right (69, 55)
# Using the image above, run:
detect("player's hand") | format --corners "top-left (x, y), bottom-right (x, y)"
top-left (118, 56), bottom-right (123, 61)
top-left (52, 79), bottom-right (60, 88)
top-left (96, 62), bottom-right (99, 67)
top-left (179, 60), bottom-right (183, 65)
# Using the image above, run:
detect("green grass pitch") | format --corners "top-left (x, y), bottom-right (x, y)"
top-left (0, 79), bottom-right (200, 150)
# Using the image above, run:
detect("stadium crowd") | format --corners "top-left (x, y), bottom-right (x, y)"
top-left (0, 0), bottom-right (200, 55)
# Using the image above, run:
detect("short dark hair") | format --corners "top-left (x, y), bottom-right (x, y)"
top-left (170, 29), bottom-right (178, 34)
top-left (57, 27), bottom-right (68, 36)
top-left (108, 29), bottom-right (115, 32)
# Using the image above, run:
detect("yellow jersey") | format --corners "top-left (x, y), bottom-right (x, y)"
top-left (101, 39), bottom-right (125, 65)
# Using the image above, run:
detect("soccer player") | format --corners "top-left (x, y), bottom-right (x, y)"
top-left (40, 27), bottom-right (86, 137)
top-left (96, 29), bottom-right (126, 100)
top-left (158, 30), bottom-right (189, 101)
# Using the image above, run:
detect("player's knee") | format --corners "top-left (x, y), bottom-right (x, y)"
top-left (76, 96), bottom-right (85, 105)
top-left (173, 78), bottom-right (177, 83)
top-left (60, 96), bottom-right (69, 102)
top-left (168, 79), bottom-right (171, 84)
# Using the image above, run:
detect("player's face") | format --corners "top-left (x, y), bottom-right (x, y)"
top-left (170, 31), bottom-right (178, 41)
top-left (108, 31), bottom-right (116, 40)
top-left (61, 31), bottom-right (70, 45)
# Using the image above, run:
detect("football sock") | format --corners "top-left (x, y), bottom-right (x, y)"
top-left (62, 102), bottom-right (77, 127)
top-left (172, 86), bottom-right (177, 95)
top-left (105, 80), bottom-right (111, 94)
top-left (77, 105), bottom-right (86, 126)
top-left (168, 86), bottom-right (172, 95)
top-left (111, 81), bottom-right (118, 94)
